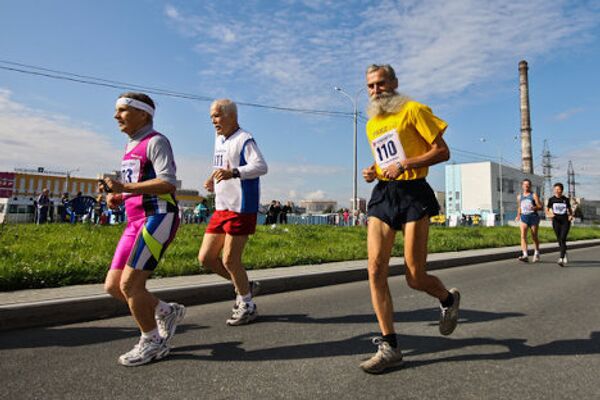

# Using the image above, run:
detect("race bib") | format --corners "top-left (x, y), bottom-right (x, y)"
top-left (213, 149), bottom-right (227, 169)
top-left (371, 129), bottom-right (406, 169)
top-left (121, 159), bottom-right (141, 184)
top-left (553, 202), bottom-right (567, 215)
top-left (521, 199), bottom-right (534, 214)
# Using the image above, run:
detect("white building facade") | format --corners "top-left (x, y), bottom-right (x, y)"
top-left (445, 161), bottom-right (544, 225)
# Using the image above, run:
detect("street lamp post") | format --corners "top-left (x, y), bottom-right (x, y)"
top-left (65, 167), bottom-right (79, 195)
top-left (334, 86), bottom-right (364, 225)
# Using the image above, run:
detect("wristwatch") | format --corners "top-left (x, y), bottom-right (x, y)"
top-left (396, 161), bottom-right (405, 173)
top-left (232, 168), bottom-right (241, 178)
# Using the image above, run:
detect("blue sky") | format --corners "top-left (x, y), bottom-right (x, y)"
top-left (1, 0), bottom-right (600, 205)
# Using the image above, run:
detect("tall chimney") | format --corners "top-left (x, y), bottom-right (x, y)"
top-left (519, 60), bottom-right (533, 174)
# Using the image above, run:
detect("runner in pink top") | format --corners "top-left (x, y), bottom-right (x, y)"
top-left (100, 92), bottom-right (185, 367)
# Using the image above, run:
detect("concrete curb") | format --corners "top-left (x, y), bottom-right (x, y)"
top-left (1, 239), bottom-right (599, 331)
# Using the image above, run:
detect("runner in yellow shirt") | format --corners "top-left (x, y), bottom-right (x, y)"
top-left (360, 64), bottom-right (460, 374)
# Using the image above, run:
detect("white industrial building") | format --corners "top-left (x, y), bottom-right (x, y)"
top-left (445, 161), bottom-right (544, 226)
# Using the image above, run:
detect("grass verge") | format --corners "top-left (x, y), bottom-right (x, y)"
top-left (1, 223), bottom-right (599, 291)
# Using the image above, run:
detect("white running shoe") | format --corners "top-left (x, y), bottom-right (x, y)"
top-left (118, 337), bottom-right (170, 367)
top-left (156, 302), bottom-right (186, 344)
top-left (439, 288), bottom-right (461, 336)
top-left (533, 253), bottom-right (541, 262)
top-left (226, 302), bottom-right (258, 326)
top-left (360, 337), bottom-right (403, 374)
top-left (563, 255), bottom-right (568, 265)
top-left (557, 258), bottom-right (564, 267)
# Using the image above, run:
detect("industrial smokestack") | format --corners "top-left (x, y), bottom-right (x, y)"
top-left (519, 60), bottom-right (533, 174)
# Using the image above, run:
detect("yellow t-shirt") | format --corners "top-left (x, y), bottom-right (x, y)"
top-left (366, 100), bottom-right (447, 181)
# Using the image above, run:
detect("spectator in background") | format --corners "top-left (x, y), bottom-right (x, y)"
top-left (93, 194), bottom-right (105, 224)
top-left (280, 201), bottom-right (292, 224)
top-left (36, 188), bottom-right (50, 224)
top-left (59, 192), bottom-right (69, 223)
top-left (343, 209), bottom-right (350, 226)
top-left (266, 200), bottom-right (278, 224)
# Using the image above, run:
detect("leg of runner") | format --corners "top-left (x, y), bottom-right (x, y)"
top-left (366, 217), bottom-right (396, 336)
top-left (561, 221), bottom-right (571, 262)
top-left (531, 224), bottom-right (541, 262)
top-left (104, 269), bottom-right (126, 302)
top-left (552, 219), bottom-right (564, 265)
top-left (360, 217), bottom-right (403, 374)
top-left (222, 234), bottom-right (250, 296)
top-left (403, 216), bottom-right (449, 299)
top-left (198, 233), bottom-right (230, 280)
top-left (403, 216), bottom-right (460, 336)
top-left (222, 234), bottom-right (257, 326)
top-left (519, 222), bottom-right (529, 262)
top-left (118, 268), bottom-right (169, 367)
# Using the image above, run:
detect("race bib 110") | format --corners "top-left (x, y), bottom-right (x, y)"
top-left (371, 129), bottom-right (406, 169)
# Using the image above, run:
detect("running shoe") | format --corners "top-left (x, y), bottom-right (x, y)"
top-left (532, 254), bottom-right (541, 262)
top-left (156, 302), bottom-right (186, 344)
top-left (226, 302), bottom-right (258, 326)
top-left (118, 337), bottom-right (170, 367)
top-left (563, 255), bottom-right (568, 266)
top-left (518, 255), bottom-right (529, 263)
top-left (557, 258), bottom-right (564, 267)
top-left (439, 288), bottom-right (461, 336)
top-left (360, 337), bottom-right (403, 374)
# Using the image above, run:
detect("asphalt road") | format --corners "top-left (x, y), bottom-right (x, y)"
top-left (1, 246), bottom-right (599, 400)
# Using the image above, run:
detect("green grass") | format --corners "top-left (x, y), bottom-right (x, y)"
top-left (1, 223), bottom-right (599, 291)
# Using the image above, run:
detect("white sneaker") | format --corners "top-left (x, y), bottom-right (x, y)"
top-left (533, 253), bottom-right (541, 262)
top-left (360, 338), bottom-right (403, 374)
top-left (557, 258), bottom-right (564, 267)
top-left (226, 302), bottom-right (258, 326)
top-left (118, 337), bottom-right (170, 367)
top-left (563, 255), bottom-right (568, 265)
top-left (156, 303), bottom-right (186, 344)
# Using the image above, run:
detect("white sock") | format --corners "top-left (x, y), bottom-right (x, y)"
top-left (155, 300), bottom-right (172, 317)
top-left (242, 293), bottom-right (253, 304)
top-left (522, 250), bottom-right (528, 257)
top-left (142, 328), bottom-right (161, 343)
top-left (534, 250), bottom-right (540, 256)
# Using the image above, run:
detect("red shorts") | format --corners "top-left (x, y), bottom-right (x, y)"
top-left (205, 210), bottom-right (257, 235)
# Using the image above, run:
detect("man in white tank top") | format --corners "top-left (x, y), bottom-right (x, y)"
top-left (198, 99), bottom-right (268, 326)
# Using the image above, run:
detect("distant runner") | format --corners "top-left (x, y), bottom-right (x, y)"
top-left (360, 64), bottom-right (460, 374)
top-left (546, 182), bottom-right (573, 266)
top-left (198, 99), bottom-right (268, 326)
top-left (101, 92), bottom-right (185, 367)
top-left (516, 179), bottom-right (542, 263)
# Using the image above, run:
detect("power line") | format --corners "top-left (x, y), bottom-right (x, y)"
top-left (0, 59), bottom-right (353, 118)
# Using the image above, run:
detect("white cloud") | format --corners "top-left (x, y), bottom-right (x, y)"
top-left (164, 1), bottom-right (599, 108)
top-left (0, 89), bottom-right (120, 177)
top-left (554, 107), bottom-right (585, 121)
top-left (304, 190), bottom-right (327, 200)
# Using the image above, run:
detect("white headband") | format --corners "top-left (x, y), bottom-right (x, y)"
top-left (116, 97), bottom-right (155, 117)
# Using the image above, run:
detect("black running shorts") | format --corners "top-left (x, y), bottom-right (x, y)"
top-left (368, 179), bottom-right (440, 230)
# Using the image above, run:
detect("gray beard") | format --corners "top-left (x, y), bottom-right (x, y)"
top-left (367, 92), bottom-right (410, 118)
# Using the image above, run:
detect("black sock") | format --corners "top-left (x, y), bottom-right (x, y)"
top-left (382, 333), bottom-right (397, 348)
top-left (440, 291), bottom-right (454, 308)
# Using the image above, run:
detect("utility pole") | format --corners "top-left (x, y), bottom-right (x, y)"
top-left (567, 160), bottom-right (576, 198)
top-left (541, 140), bottom-right (554, 201)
